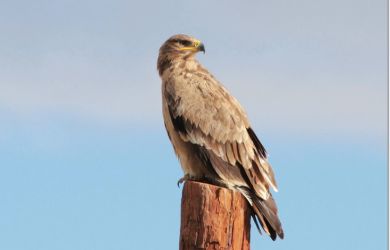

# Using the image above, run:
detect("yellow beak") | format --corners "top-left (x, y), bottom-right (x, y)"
top-left (179, 39), bottom-right (205, 53)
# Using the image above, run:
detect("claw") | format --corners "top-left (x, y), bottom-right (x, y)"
top-left (177, 174), bottom-right (190, 187)
top-left (177, 177), bottom-right (184, 187)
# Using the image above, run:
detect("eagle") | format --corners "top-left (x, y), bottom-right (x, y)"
top-left (157, 34), bottom-right (284, 240)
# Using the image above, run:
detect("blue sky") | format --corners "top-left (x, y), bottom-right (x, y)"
top-left (0, 0), bottom-right (387, 249)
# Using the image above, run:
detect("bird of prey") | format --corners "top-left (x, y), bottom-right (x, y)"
top-left (157, 34), bottom-right (284, 240)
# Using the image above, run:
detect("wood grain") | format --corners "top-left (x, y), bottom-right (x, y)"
top-left (179, 181), bottom-right (251, 250)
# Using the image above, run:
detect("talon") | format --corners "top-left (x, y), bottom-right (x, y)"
top-left (177, 174), bottom-right (190, 187)
top-left (177, 177), bottom-right (184, 187)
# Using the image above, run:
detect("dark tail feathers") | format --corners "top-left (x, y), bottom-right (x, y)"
top-left (250, 192), bottom-right (284, 240)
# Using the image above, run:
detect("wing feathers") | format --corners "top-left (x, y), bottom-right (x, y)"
top-left (168, 104), bottom-right (278, 198)
top-left (164, 75), bottom-right (283, 239)
top-left (238, 143), bottom-right (249, 168)
top-left (247, 127), bottom-right (267, 158)
top-left (207, 150), bottom-right (248, 187)
top-left (232, 142), bottom-right (240, 162)
top-left (225, 143), bottom-right (236, 165)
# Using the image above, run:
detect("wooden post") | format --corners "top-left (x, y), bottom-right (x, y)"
top-left (179, 181), bottom-right (251, 250)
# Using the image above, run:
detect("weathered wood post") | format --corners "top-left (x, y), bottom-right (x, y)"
top-left (179, 181), bottom-right (251, 250)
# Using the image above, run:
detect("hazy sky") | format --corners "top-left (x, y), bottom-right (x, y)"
top-left (0, 0), bottom-right (387, 249)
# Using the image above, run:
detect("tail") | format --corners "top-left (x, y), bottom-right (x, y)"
top-left (238, 187), bottom-right (284, 240)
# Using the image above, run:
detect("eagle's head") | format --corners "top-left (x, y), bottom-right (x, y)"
top-left (157, 34), bottom-right (205, 76)
top-left (160, 34), bottom-right (205, 56)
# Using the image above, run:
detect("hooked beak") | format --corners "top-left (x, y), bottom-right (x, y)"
top-left (178, 39), bottom-right (206, 54)
top-left (197, 43), bottom-right (205, 53)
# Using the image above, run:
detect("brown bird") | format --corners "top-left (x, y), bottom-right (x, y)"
top-left (157, 34), bottom-right (284, 240)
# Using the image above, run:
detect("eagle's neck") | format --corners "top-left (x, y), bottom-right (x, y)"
top-left (157, 53), bottom-right (198, 77)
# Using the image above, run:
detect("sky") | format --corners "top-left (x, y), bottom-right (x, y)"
top-left (0, 0), bottom-right (387, 249)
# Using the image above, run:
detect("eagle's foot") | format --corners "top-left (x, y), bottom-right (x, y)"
top-left (177, 174), bottom-right (203, 187)
top-left (177, 174), bottom-right (190, 187)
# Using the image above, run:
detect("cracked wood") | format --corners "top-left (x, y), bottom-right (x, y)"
top-left (179, 181), bottom-right (251, 250)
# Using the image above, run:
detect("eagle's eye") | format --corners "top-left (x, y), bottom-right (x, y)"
top-left (178, 40), bottom-right (192, 47)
